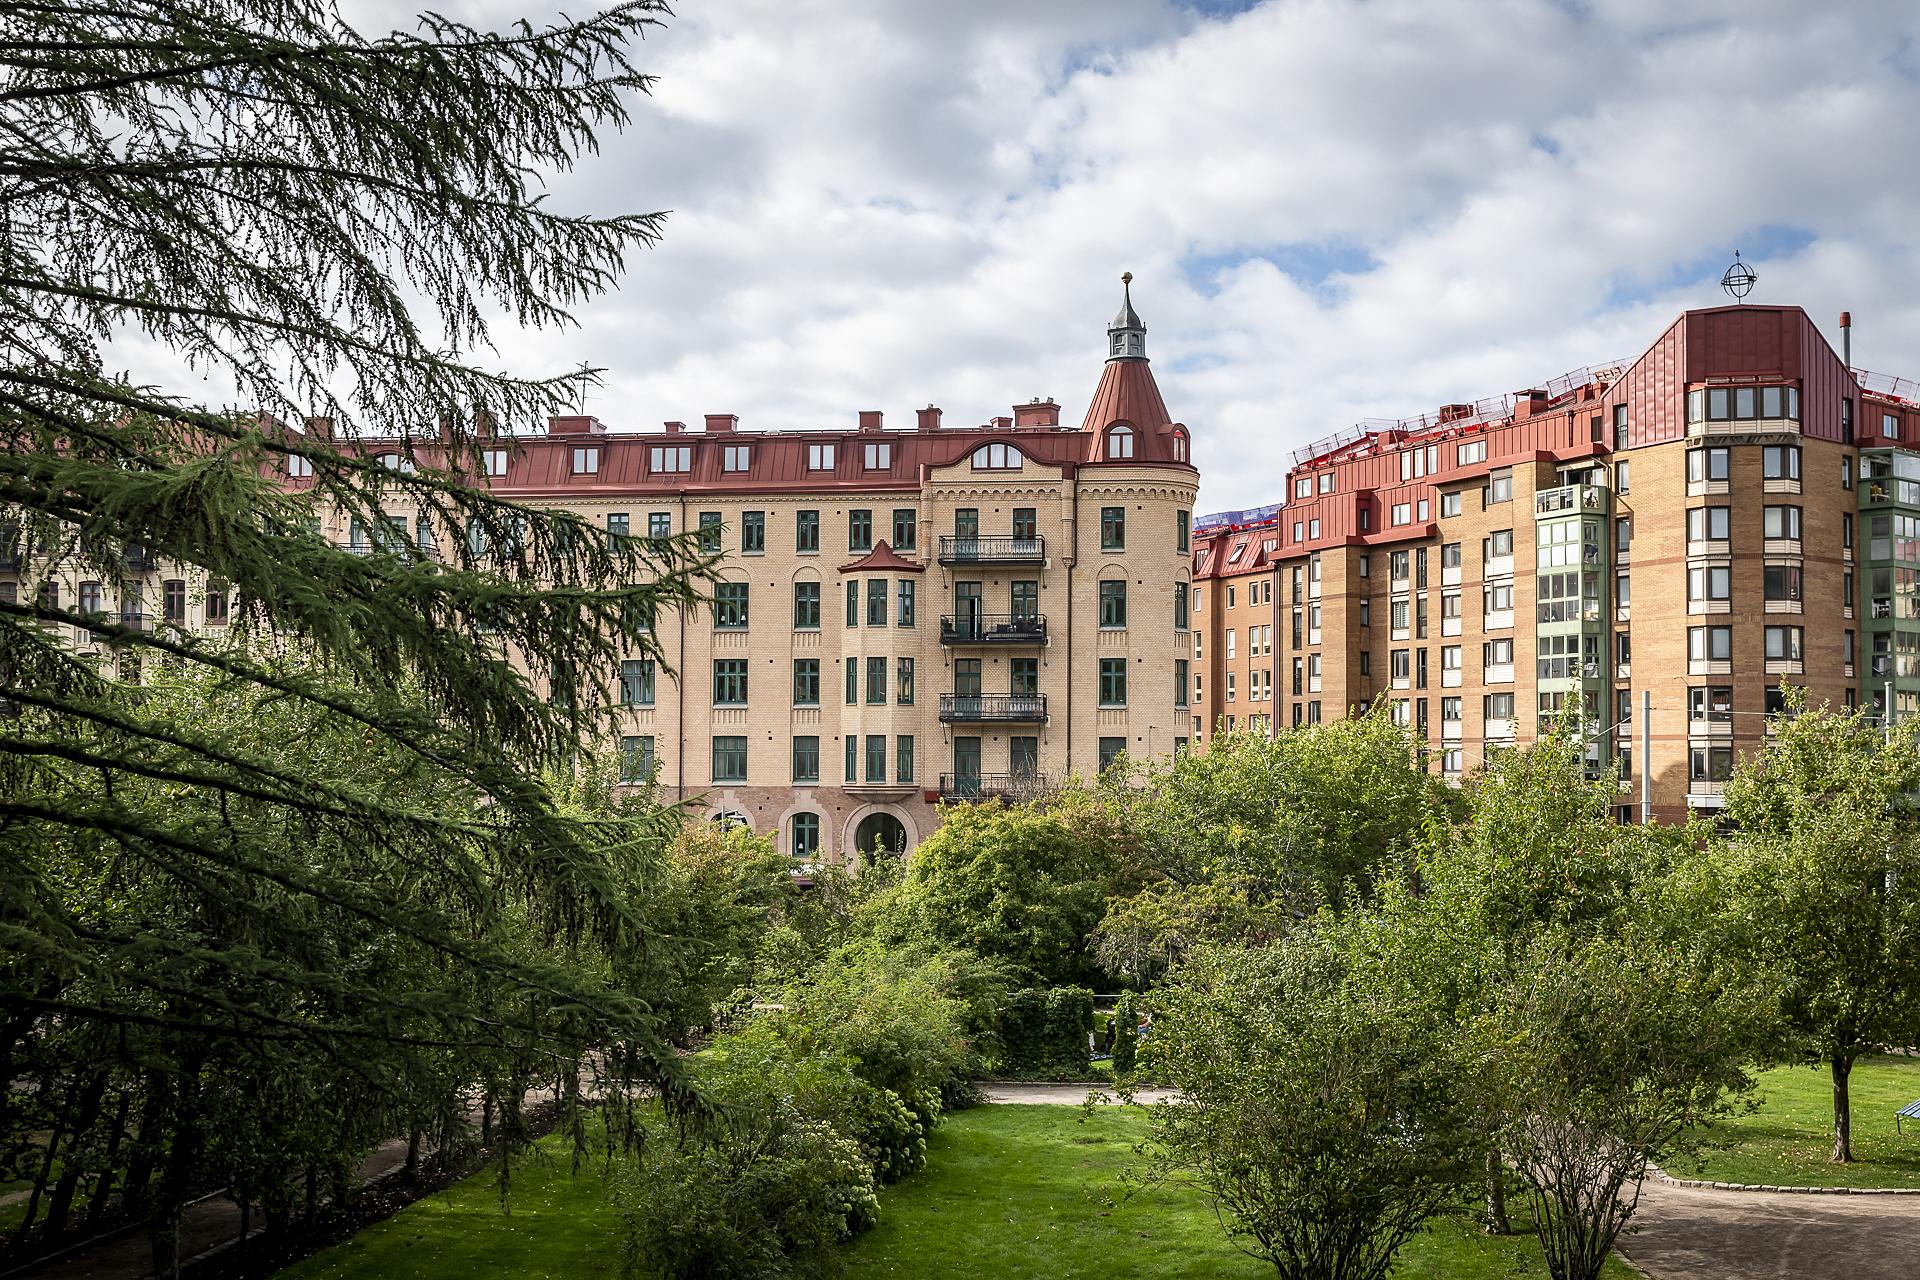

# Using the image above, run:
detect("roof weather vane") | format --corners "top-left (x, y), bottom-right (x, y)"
top-left (1721, 251), bottom-right (1757, 303)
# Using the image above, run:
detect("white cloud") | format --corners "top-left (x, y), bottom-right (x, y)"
top-left (136, 0), bottom-right (1920, 509)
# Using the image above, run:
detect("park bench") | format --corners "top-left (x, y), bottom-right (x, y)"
top-left (1897, 1098), bottom-right (1920, 1135)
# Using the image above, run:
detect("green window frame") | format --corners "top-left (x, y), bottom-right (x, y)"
top-left (712, 736), bottom-right (747, 783)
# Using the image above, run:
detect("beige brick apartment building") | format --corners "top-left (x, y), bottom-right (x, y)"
top-left (1192, 302), bottom-right (1911, 823)
top-left (3, 283), bottom-right (1198, 861)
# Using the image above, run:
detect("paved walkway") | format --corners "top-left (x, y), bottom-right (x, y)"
top-left (980, 1082), bottom-right (1176, 1105)
top-left (1617, 1177), bottom-right (1920, 1280)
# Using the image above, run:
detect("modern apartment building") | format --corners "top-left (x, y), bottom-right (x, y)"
top-left (3, 283), bottom-right (1198, 860)
top-left (1192, 303), bottom-right (1914, 822)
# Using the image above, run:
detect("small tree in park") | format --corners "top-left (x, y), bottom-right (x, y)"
top-left (1141, 921), bottom-right (1474, 1280)
top-left (1720, 696), bottom-right (1920, 1162)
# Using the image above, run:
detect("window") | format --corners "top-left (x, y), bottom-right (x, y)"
top-left (1458, 440), bottom-right (1487, 466)
top-left (1440, 491), bottom-right (1462, 518)
top-left (897, 657), bottom-right (915, 705)
top-left (1099, 579), bottom-right (1127, 627)
top-left (1175, 658), bottom-right (1189, 708)
top-left (791, 813), bottom-right (820, 858)
top-left (1106, 424), bottom-right (1135, 459)
top-left (742, 510), bottom-right (765, 554)
top-left (897, 579), bottom-right (916, 627)
top-left (1174, 584), bottom-right (1189, 630)
top-left (1765, 626), bottom-right (1803, 661)
top-left (1484, 638), bottom-right (1514, 666)
top-left (1843, 456), bottom-right (1854, 490)
top-left (204, 578), bottom-right (229, 625)
top-left (793, 659), bottom-right (820, 706)
top-left (78, 580), bottom-right (103, 619)
top-left (1690, 745), bottom-right (1733, 783)
top-left (808, 442), bottom-right (837, 470)
top-left (1688, 564), bottom-right (1732, 602)
top-left (849, 510), bottom-right (873, 552)
top-left (1612, 403), bottom-right (1628, 448)
top-left (845, 737), bottom-right (858, 782)
top-left (714, 582), bottom-right (748, 628)
top-left (865, 735), bottom-right (887, 783)
top-left (845, 580), bottom-right (859, 627)
top-left (1013, 508), bottom-right (1037, 542)
top-left (650, 444), bottom-right (691, 473)
top-left (1762, 445), bottom-right (1800, 481)
top-left (572, 446), bottom-right (600, 475)
top-left (648, 512), bottom-right (671, 540)
top-left (866, 655), bottom-right (888, 704)
top-left (698, 511), bottom-right (723, 554)
top-left (713, 660), bottom-right (749, 705)
top-left (1391, 503), bottom-right (1412, 526)
top-left (1615, 460), bottom-right (1630, 494)
top-left (619, 736), bottom-right (654, 783)
top-left (1011, 658), bottom-right (1038, 696)
top-left (722, 444), bottom-right (751, 472)
top-left (792, 509), bottom-right (820, 553)
top-left (1764, 506), bottom-right (1802, 541)
top-left (1484, 582), bottom-right (1514, 614)
top-left (1689, 686), bottom-right (1734, 723)
top-left (971, 442), bottom-right (1021, 469)
top-left (1098, 737), bottom-right (1127, 771)
top-left (1689, 626), bottom-right (1733, 662)
top-left (712, 736), bottom-right (747, 782)
top-left (896, 735), bottom-right (915, 783)
top-left (1485, 468), bottom-right (1513, 505)
top-left (1295, 477), bottom-right (1312, 499)
top-left (478, 448), bottom-right (507, 478)
top-left (864, 441), bottom-right (893, 470)
top-left (794, 581), bottom-right (821, 628)
top-left (1101, 506), bottom-right (1126, 551)
top-left (866, 578), bottom-right (888, 627)
top-left (1884, 412), bottom-right (1901, 440)
top-left (1687, 507), bottom-right (1731, 541)
top-left (1764, 563), bottom-right (1803, 602)
top-left (1177, 510), bottom-right (1191, 554)
top-left (892, 509), bottom-right (917, 551)
top-left (792, 736), bottom-right (820, 783)
top-left (1099, 658), bottom-right (1128, 707)
top-left (162, 579), bottom-right (186, 624)
top-left (1687, 446), bottom-right (1731, 483)
top-left (1485, 529), bottom-right (1513, 558)
top-left (1485, 693), bottom-right (1515, 721)
top-left (845, 657), bottom-right (858, 704)
top-left (619, 659), bottom-right (656, 706)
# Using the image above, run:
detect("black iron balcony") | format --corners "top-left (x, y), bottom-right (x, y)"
top-left (938, 693), bottom-right (1048, 723)
top-left (123, 543), bottom-right (159, 572)
top-left (938, 534), bottom-right (1045, 565)
top-left (939, 772), bottom-right (1052, 800)
top-left (939, 613), bottom-right (1048, 645)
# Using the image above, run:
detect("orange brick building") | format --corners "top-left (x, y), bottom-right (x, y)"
top-left (1192, 303), bottom-right (1918, 822)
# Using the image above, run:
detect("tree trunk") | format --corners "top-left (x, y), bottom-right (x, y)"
top-left (1831, 1055), bottom-right (1855, 1163)
top-left (46, 1072), bottom-right (110, 1236)
top-left (404, 1127), bottom-right (422, 1184)
top-left (1483, 1148), bottom-right (1511, 1235)
top-left (85, 1089), bottom-right (132, 1228)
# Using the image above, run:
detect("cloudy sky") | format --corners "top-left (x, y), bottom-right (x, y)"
top-left (375, 0), bottom-right (1920, 512)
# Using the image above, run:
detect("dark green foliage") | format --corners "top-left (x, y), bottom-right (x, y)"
top-left (1110, 991), bottom-right (1140, 1078)
top-left (994, 988), bottom-right (1093, 1081)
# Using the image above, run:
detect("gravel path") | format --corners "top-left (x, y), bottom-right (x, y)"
top-left (1619, 1176), bottom-right (1920, 1280)
top-left (979, 1082), bottom-right (1176, 1105)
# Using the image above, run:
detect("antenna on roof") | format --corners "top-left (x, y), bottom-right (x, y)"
top-left (575, 361), bottom-right (593, 416)
top-left (1721, 251), bottom-right (1757, 304)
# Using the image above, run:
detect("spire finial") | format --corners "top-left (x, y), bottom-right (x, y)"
top-left (1122, 270), bottom-right (1133, 286)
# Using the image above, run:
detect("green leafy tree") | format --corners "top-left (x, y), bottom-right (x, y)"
top-left (1141, 923), bottom-right (1475, 1280)
top-left (0, 2), bottom-right (718, 1271)
top-left (1721, 697), bottom-right (1920, 1161)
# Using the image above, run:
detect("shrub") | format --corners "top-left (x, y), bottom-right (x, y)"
top-left (995, 987), bottom-right (1094, 1080)
top-left (1111, 990), bottom-right (1140, 1077)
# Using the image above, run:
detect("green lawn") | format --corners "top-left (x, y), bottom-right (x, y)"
top-left (280, 1104), bottom-right (1632, 1279)
top-left (1679, 1054), bottom-right (1920, 1190)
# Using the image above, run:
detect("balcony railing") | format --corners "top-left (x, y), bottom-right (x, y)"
top-left (938, 693), bottom-right (1048, 723)
top-left (939, 613), bottom-right (1048, 645)
top-left (938, 535), bottom-right (1045, 565)
top-left (939, 772), bottom-right (1052, 800)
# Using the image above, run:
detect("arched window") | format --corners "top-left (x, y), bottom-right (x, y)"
top-left (715, 810), bottom-right (750, 831)
top-left (1171, 428), bottom-right (1188, 462)
top-left (1107, 424), bottom-right (1135, 460)
top-left (791, 812), bottom-right (821, 859)
top-left (971, 442), bottom-right (1023, 470)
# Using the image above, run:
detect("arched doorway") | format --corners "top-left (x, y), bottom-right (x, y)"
top-left (852, 811), bottom-right (907, 858)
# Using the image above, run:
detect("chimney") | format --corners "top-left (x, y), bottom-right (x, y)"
top-left (1841, 311), bottom-right (1852, 369)
top-left (663, 420), bottom-right (685, 435)
top-left (991, 416), bottom-right (1013, 430)
top-left (916, 405), bottom-right (943, 432)
top-left (473, 409), bottom-right (498, 440)
top-left (547, 415), bottom-right (606, 435)
top-left (304, 415), bottom-right (335, 441)
top-left (1437, 403), bottom-right (1474, 424)
top-left (704, 414), bottom-right (738, 434)
top-left (1510, 389), bottom-right (1547, 421)
top-left (1013, 398), bottom-right (1060, 428)
top-left (858, 410), bottom-right (884, 433)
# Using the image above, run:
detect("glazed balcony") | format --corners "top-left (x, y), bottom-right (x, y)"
top-left (939, 613), bottom-right (1048, 645)
top-left (938, 693), bottom-right (1048, 724)
top-left (938, 535), bottom-right (1045, 565)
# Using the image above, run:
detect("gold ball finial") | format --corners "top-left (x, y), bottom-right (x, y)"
top-left (1121, 271), bottom-right (1133, 286)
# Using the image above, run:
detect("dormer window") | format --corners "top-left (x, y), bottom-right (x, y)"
top-left (287, 454), bottom-right (315, 479)
top-left (1171, 429), bottom-right (1188, 462)
top-left (863, 442), bottom-right (892, 469)
top-left (572, 446), bottom-right (600, 475)
top-left (483, 449), bottom-right (509, 477)
top-left (1106, 424), bottom-right (1135, 460)
top-left (373, 452), bottom-right (413, 473)
top-left (971, 442), bottom-right (1022, 469)
top-left (650, 445), bottom-right (691, 474)
top-left (807, 443), bottom-right (836, 471)
top-left (723, 444), bottom-right (751, 472)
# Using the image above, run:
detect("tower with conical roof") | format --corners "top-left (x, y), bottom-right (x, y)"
top-left (1109, 270), bottom-right (1147, 360)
